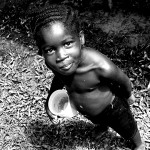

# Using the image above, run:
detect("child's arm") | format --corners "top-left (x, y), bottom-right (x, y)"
top-left (95, 52), bottom-right (132, 99)
top-left (45, 75), bottom-right (64, 121)
top-left (106, 65), bottom-right (132, 99)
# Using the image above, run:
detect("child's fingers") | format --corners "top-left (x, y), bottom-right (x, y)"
top-left (49, 115), bottom-right (59, 124)
top-left (127, 94), bottom-right (135, 105)
top-left (127, 98), bottom-right (135, 105)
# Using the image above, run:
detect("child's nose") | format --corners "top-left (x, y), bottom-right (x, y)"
top-left (56, 47), bottom-right (68, 62)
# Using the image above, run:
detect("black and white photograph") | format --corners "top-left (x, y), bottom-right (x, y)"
top-left (0, 0), bottom-right (150, 149)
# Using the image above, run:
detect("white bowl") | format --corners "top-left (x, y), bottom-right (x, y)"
top-left (48, 89), bottom-right (78, 118)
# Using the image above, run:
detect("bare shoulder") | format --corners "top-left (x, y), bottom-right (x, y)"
top-left (81, 47), bottom-right (130, 86)
top-left (83, 47), bottom-right (116, 71)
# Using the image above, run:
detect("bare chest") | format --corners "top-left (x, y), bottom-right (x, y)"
top-left (62, 71), bottom-right (113, 116)
top-left (65, 71), bottom-right (100, 93)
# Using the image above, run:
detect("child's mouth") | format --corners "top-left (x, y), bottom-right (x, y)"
top-left (60, 63), bottom-right (72, 71)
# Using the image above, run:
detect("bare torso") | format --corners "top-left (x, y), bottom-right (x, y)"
top-left (66, 71), bottom-right (114, 116)
top-left (59, 48), bottom-right (114, 116)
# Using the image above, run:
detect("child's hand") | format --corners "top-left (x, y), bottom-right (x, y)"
top-left (127, 94), bottom-right (135, 105)
top-left (48, 113), bottom-right (57, 120)
top-left (45, 101), bottom-right (58, 123)
top-left (48, 114), bottom-right (59, 124)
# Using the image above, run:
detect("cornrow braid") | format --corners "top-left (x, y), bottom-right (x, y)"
top-left (27, 1), bottom-right (80, 35)
top-left (27, 1), bottom-right (80, 55)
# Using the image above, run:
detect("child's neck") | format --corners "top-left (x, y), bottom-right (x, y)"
top-left (76, 48), bottom-right (94, 73)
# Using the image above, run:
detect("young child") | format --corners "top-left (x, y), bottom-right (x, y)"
top-left (27, 2), bottom-right (145, 150)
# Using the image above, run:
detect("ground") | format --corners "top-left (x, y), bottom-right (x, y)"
top-left (0, 8), bottom-right (150, 150)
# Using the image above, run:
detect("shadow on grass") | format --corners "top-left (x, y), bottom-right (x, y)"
top-left (25, 119), bottom-right (132, 150)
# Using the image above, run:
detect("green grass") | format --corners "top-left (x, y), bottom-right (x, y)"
top-left (0, 10), bottom-right (150, 150)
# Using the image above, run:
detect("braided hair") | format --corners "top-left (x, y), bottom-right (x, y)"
top-left (27, 1), bottom-right (80, 36)
top-left (27, 1), bottom-right (80, 55)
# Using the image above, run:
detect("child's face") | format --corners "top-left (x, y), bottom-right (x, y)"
top-left (38, 21), bottom-right (84, 75)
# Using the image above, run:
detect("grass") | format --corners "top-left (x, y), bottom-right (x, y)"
top-left (0, 9), bottom-right (150, 150)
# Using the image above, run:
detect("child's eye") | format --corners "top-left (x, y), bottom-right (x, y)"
top-left (64, 41), bottom-right (73, 47)
top-left (43, 48), bottom-right (55, 55)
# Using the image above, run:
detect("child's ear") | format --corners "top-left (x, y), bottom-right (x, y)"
top-left (79, 31), bottom-right (85, 45)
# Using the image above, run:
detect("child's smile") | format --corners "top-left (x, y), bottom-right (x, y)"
top-left (38, 21), bottom-right (84, 75)
top-left (29, 3), bottom-right (144, 148)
